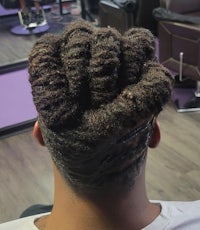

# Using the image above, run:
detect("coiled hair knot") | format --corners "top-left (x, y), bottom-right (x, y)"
top-left (29, 20), bottom-right (173, 194)
top-left (29, 20), bottom-right (173, 132)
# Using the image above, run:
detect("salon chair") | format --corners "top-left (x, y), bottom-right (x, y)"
top-left (0, 0), bottom-right (55, 35)
top-left (80, 0), bottom-right (98, 22)
top-left (135, 0), bottom-right (159, 35)
top-left (158, 0), bottom-right (200, 112)
top-left (99, 0), bottom-right (159, 35)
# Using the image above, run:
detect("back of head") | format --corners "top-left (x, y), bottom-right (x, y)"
top-left (29, 20), bottom-right (173, 197)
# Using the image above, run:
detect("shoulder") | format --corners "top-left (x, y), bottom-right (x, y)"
top-left (156, 200), bottom-right (200, 218)
top-left (164, 200), bottom-right (200, 229)
top-left (160, 200), bottom-right (200, 211)
top-left (145, 200), bottom-right (200, 230)
top-left (0, 213), bottom-right (49, 230)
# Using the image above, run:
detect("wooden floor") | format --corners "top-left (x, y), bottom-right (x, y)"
top-left (0, 101), bottom-right (200, 223)
top-left (0, 128), bottom-right (53, 223)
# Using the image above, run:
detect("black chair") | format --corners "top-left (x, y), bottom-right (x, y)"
top-left (0, 0), bottom-right (55, 35)
top-left (99, 0), bottom-right (160, 35)
top-left (135, 0), bottom-right (160, 35)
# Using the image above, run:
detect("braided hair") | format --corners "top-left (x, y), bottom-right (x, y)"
top-left (29, 20), bottom-right (173, 196)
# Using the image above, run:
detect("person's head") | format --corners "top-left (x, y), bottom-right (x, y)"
top-left (29, 20), bottom-right (173, 199)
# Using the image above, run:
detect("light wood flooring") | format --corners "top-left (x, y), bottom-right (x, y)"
top-left (0, 101), bottom-right (200, 223)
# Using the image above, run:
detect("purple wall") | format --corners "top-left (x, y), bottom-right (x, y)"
top-left (0, 5), bottom-right (18, 16)
top-left (0, 69), bottom-right (37, 129)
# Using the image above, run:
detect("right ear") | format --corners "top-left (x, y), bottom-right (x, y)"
top-left (33, 121), bottom-right (45, 146)
top-left (148, 120), bottom-right (161, 148)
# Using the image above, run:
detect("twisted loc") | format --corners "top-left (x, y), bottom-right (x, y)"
top-left (29, 20), bottom-right (173, 134)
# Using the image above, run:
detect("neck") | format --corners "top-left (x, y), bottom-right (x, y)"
top-left (36, 162), bottom-right (160, 230)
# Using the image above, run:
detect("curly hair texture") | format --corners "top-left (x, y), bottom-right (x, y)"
top-left (29, 20), bottom-right (173, 196)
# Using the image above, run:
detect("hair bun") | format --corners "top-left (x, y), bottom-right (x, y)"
top-left (29, 21), bottom-right (173, 132)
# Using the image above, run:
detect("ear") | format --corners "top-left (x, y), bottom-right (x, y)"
top-left (148, 120), bottom-right (160, 148)
top-left (33, 121), bottom-right (45, 146)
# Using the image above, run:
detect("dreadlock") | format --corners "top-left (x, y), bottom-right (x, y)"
top-left (29, 20), bottom-right (173, 196)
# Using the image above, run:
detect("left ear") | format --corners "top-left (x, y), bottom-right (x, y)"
top-left (148, 119), bottom-right (161, 148)
top-left (33, 121), bottom-right (45, 146)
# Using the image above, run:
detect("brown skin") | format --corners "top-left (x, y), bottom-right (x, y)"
top-left (33, 120), bottom-right (161, 230)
